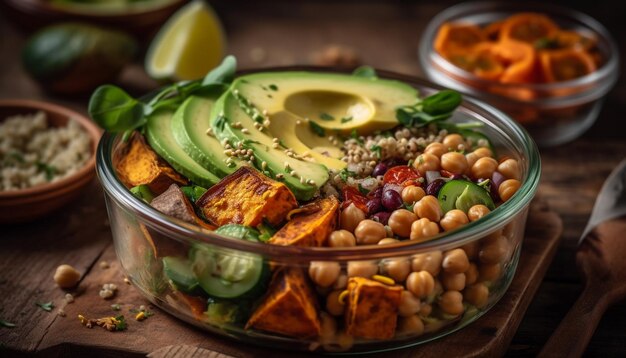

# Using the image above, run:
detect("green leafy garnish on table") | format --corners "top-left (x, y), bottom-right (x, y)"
top-left (0, 319), bottom-right (16, 328)
top-left (36, 302), bottom-right (54, 312)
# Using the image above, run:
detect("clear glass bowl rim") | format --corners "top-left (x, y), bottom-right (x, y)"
top-left (418, 1), bottom-right (620, 107)
top-left (96, 67), bottom-right (541, 262)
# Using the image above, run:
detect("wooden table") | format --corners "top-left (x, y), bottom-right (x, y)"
top-left (1, 1), bottom-right (625, 356)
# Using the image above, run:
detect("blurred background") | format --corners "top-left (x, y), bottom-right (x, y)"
top-left (0, 0), bottom-right (623, 138)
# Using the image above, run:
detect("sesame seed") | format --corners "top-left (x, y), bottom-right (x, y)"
top-left (300, 177), bottom-right (306, 184)
top-left (263, 119), bottom-right (271, 127)
top-left (205, 128), bottom-right (213, 136)
top-left (262, 109), bottom-right (268, 116)
top-left (276, 173), bottom-right (284, 179)
top-left (241, 128), bottom-right (250, 134)
top-left (272, 137), bottom-right (279, 143)
top-left (296, 120), bottom-right (302, 125)
top-left (290, 170), bottom-right (297, 177)
top-left (262, 161), bottom-right (267, 170)
top-left (308, 179), bottom-right (316, 185)
top-left (272, 143), bottom-right (279, 149)
top-left (224, 149), bottom-right (233, 156)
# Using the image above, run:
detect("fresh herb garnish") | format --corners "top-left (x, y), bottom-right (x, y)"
top-left (534, 37), bottom-right (559, 50)
top-left (309, 121), bottom-right (326, 137)
top-left (0, 319), bottom-right (16, 328)
top-left (114, 315), bottom-right (127, 331)
top-left (36, 162), bottom-right (57, 181)
top-left (369, 144), bottom-right (382, 158)
top-left (338, 168), bottom-right (357, 182)
top-left (181, 185), bottom-right (207, 203)
top-left (350, 129), bottom-right (364, 144)
top-left (319, 112), bottom-right (335, 121)
top-left (89, 56), bottom-right (237, 133)
top-left (257, 220), bottom-right (276, 243)
top-left (341, 116), bottom-right (353, 123)
top-left (36, 302), bottom-right (54, 312)
top-left (352, 66), bottom-right (378, 79)
top-left (358, 183), bottom-right (369, 195)
top-left (268, 84), bottom-right (278, 91)
top-left (396, 90), bottom-right (462, 128)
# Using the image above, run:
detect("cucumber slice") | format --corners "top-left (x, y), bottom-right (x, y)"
top-left (162, 256), bottom-right (199, 293)
top-left (190, 243), bottom-right (267, 299)
top-left (438, 180), bottom-right (495, 213)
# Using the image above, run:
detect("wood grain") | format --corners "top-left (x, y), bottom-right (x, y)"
top-left (3, 198), bottom-right (561, 357)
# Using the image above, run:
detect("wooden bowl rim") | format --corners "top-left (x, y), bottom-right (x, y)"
top-left (0, 99), bottom-right (101, 200)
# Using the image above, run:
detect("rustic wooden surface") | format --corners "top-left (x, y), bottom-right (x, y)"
top-left (2, 193), bottom-right (562, 358)
top-left (1, 1), bottom-right (626, 357)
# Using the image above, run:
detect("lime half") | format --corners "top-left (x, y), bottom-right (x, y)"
top-left (146, 0), bottom-right (226, 81)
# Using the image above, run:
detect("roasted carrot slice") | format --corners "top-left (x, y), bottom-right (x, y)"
top-left (540, 49), bottom-right (597, 82)
top-left (554, 30), bottom-right (596, 51)
top-left (493, 40), bottom-right (537, 83)
top-left (499, 13), bottom-right (559, 44)
top-left (434, 22), bottom-right (485, 56)
top-left (467, 43), bottom-right (505, 81)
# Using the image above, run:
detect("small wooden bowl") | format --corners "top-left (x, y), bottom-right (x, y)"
top-left (0, 99), bottom-right (102, 224)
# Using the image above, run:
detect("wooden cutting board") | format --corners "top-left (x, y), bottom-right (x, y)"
top-left (30, 197), bottom-right (561, 358)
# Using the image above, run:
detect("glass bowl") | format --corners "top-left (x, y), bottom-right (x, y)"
top-left (418, 2), bottom-right (619, 147)
top-left (96, 70), bottom-right (540, 353)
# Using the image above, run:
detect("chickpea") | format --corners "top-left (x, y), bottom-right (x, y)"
top-left (466, 152), bottom-right (479, 169)
top-left (419, 303), bottom-right (433, 317)
top-left (442, 248), bottom-right (470, 274)
top-left (333, 273), bottom-right (348, 290)
top-left (440, 209), bottom-right (469, 232)
top-left (465, 283), bottom-right (489, 308)
top-left (479, 235), bottom-right (509, 264)
top-left (414, 153), bottom-right (440, 175)
top-left (441, 152), bottom-right (469, 175)
top-left (319, 312), bottom-right (338, 343)
top-left (388, 209), bottom-right (418, 238)
top-left (424, 142), bottom-right (447, 158)
top-left (406, 271), bottom-right (435, 298)
top-left (340, 203), bottom-right (365, 232)
top-left (323, 331), bottom-right (354, 352)
top-left (471, 157), bottom-right (498, 180)
top-left (328, 230), bottom-right (356, 248)
top-left (326, 290), bottom-right (346, 316)
top-left (499, 179), bottom-right (521, 202)
top-left (378, 238), bottom-right (400, 245)
top-left (354, 219), bottom-right (386, 245)
top-left (465, 263), bottom-right (479, 285)
top-left (53, 264), bottom-right (81, 288)
top-left (442, 272), bottom-right (466, 291)
top-left (468, 204), bottom-right (490, 222)
top-left (479, 263), bottom-right (502, 282)
top-left (473, 147), bottom-right (493, 159)
top-left (498, 158), bottom-right (521, 180)
top-left (347, 260), bottom-right (378, 278)
top-left (414, 195), bottom-right (442, 222)
top-left (411, 251), bottom-right (442, 276)
top-left (410, 218), bottom-right (440, 242)
top-left (402, 185), bottom-right (425, 205)
top-left (397, 315), bottom-right (425, 337)
top-left (382, 258), bottom-right (411, 282)
top-left (443, 134), bottom-right (464, 150)
top-left (461, 241), bottom-right (480, 259)
top-left (398, 290), bottom-right (421, 317)
top-left (309, 261), bottom-right (341, 287)
top-left (438, 291), bottom-right (464, 315)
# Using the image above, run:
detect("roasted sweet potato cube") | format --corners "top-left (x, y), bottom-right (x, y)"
top-left (345, 277), bottom-right (403, 339)
top-left (197, 167), bottom-right (297, 227)
top-left (246, 268), bottom-right (321, 338)
top-left (269, 196), bottom-right (339, 247)
top-left (114, 133), bottom-right (187, 194)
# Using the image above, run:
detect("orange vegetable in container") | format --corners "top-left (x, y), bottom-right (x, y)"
top-left (540, 49), bottom-right (597, 83)
top-left (434, 23), bottom-right (485, 57)
top-left (499, 13), bottom-right (559, 44)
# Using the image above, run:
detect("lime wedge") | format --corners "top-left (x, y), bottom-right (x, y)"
top-left (146, 0), bottom-right (226, 81)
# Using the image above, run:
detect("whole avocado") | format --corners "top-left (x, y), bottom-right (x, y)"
top-left (22, 23), bottom-right (137, 95)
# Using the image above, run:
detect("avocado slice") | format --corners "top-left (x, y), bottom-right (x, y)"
top-left (212, 92), bottom-right (329, 201)
top-left (145, 109), bottom-right (220, 188)
top-left (231, 71), bottom-right (418, 135)
top-left (172, 95), bottom-right (242, 177)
